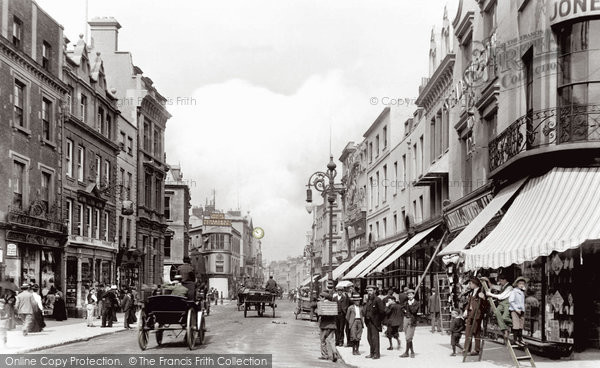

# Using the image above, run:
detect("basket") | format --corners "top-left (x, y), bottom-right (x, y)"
top-left (317, 300), bottom-right (339, 316)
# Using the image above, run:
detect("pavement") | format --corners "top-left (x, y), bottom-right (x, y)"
top-left (337, 326), bottom-right (600, 368)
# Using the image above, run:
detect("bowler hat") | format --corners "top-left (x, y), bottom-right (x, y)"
top-left (365, 284), bottom-right (378, 290)
top-left (513, 276), bottom-right (528, 287)
top-left (406, 289), bottom-right (415, 294)
top-left (20, 283), bottom-right (30, 290)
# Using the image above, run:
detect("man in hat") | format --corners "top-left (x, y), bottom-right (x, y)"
top-left (317, 291), bottom-right (338, 362)
top-left (428, 289), bottom-right (442, 333)
top-left (177, 256), bottom-right (195, 282)
top-left (163, 275), bottom-right (189, 297)
top-left (333, 285), bottom-right (350, 347)
top-left (486, 274), bottom-right (513, 335)
top-left (364, 284), bottom-right (385, 359)
top-left (463, 277), bottom-right (488, 356)
top-left (101, 285), bottom-right (118, 328)
top-left (346, 293), bottom-right (363, 355)
top-left (509, 276), bottom-right (528, 346)
top-left (15, 284), bottom-right (34, 336)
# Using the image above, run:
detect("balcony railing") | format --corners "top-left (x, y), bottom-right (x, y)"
top-left (489, 105), bottom-right (600, 172)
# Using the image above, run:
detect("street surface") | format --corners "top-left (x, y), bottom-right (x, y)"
top-left (36, 300), bottom-right (349, 368)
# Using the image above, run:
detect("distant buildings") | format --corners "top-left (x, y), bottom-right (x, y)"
top-left (163, 165), bottom-right (191, 269)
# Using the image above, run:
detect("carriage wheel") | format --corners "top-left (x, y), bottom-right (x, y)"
top-left (156, 327), bottom-right (163, 346)
top-left (186, 308), bottom-right (197, 350)
top-left (137, 329), bottom-right (149, 351)
top-left (244, 303), bottom-right (248, 318)
top-left (198, 317), bottom-right (206, 345)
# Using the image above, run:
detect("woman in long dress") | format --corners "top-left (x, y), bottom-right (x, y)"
top-left (30, 285), bottom-right (46, 332)
top-left (52, 287), bottom-right (67, 321)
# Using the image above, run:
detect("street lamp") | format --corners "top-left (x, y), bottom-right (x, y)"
top-left (306, 155), bottom-right (343, 281)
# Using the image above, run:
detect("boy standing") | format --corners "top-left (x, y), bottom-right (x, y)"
top-left (385, 296), bottom-right (403, 350)
top-left (509, 277), bottom-right (528, 346)
top-left (346, 293), bottom-right (364, 355)
top-left (449, 309), bottom-right (465, 356)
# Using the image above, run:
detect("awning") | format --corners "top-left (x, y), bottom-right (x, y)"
top-left (438, 178), bottom-right (528, 256)
top-left (318, 251), bottom-right (367, 282)
top-left (354, 238), bottom-right (407, 278)
top-left (343, 240), bottom-right (403, 280)
top-left (463, 167), bottom-right (600, 271)
top-left (370, 225), bottom-right (439, 274)
top-left (300, 274), bottom-right (320, 287)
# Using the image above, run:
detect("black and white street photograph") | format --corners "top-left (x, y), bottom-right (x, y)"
top-left (1, 0), bottom-right (600, 367)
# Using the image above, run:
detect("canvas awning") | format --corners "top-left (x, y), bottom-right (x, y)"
top-left (438, 178), bottom-right (528, 256)
top-left (318, 251), bottom-right (367, 282)
top-left (300, 274), bottom-right (320, 287)
top-left (369, 225), bottom-right (439, 274)
top-left (343, 239), bottom-right (404, 280)
top-left (354, 238), bottom-right (407, 278)
top-left (463, 167), bottom-right (600, 271)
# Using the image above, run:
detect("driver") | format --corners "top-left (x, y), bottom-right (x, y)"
top-left (265, 276), bottom-right (278, 294)
top-left (162, 275), bottom-right (189, 297)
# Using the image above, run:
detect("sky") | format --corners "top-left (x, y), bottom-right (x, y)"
top-left (37, 0), bottom-right (455, 262)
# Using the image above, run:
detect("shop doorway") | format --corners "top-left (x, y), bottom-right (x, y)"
top-left (575, 250), bottom-right (600, 351)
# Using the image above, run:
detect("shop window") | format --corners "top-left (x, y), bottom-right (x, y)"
top-left (521, 260), bottom-right (543, 340)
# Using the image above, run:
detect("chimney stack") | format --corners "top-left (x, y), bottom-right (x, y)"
top-left (88, 17), bottom-right (121, 53)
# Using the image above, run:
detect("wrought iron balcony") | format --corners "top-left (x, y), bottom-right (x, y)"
top-left (488, 105), bottom-right (600, 173)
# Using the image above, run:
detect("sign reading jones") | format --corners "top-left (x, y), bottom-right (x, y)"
top-left (444, 192), bottom-right (495, 232)
top-left (550, 0), bottom-right (600, 25)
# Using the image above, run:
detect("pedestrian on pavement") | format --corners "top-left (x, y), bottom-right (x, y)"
top-left (346, 293), bottom-right (363, 355)
top-left (429, 289), bottom-right (442, 333)
top-left (363, 284), bottom-right (385, 359)
top-left (462, 277), bottom-right (488, 356)
top-left (101, 285), bottom-right (118, 328)
top-left (0, 299), bottom-right (9, 347)
top-left (52, 286), bottom-right (67, 321)
top-left (385, 296), bottom-right (403, 350)
top-left (86, 288), bottom-right (97, 327)
top-left (3, 289), bottom-right (17, 330)
top-left (333, 285), bottom-right (350, 347)
top-left (318, 291), bottom-right (339, 362)
top-left (486, 273), bottom-right (513, 337)
top-left (400, 289), bottom-right (419, 358)
top-left (15, 284), bottom-right (34, 336)
top-left (397, 286), bottom-right (408, 333)
top-left (449, 309), bottom-right (465, 356)
top-left (122, 289), bottom-right (134, 329)
top-left (30, 284), bottom-right (45, 332)
top-left (96, 284), bottom-right (105, 319)
top-left (509, 276), bottom-right (528, 346)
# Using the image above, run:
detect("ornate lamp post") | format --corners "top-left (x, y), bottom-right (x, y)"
top-left (305, 155), bottom-right (343, 282)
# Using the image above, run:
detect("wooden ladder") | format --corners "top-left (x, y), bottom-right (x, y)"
top-left (435, 273), bottom-right (452, 332)
top-left (480, 280), bottom-right (536, 367)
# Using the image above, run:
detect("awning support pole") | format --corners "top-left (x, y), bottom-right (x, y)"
top-left (415, 230), bottom-right (448, 298)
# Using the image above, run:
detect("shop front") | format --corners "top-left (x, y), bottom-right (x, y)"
top-left (460, 167), bottom-right (600, 355)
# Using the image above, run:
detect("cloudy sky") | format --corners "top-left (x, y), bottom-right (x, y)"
top-left (38, 0), bottom-right (454, 262)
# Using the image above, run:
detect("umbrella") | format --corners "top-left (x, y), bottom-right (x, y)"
top-left (335, 280), bottom-right (353, 289)
top-left (0, 280), bottom-right (19, 291)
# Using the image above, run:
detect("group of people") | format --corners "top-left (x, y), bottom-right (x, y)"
top-left (0, 282), bottom-right (67, 345)
top-left (84, 284), bottom-right (137, 329)
top-left (318, 284), bottom-right (420, 362)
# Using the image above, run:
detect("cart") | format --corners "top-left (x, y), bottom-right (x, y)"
top-left (294, 296), bottom-right (318, 321)
top-left (242, 289), bottom-right (276, 318)
top-left (137, 295), bottom-right (206, 351)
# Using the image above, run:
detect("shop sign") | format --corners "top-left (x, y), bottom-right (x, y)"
top-left (203, 218), bottom-right (232, 227)
top-left (6, 230), bottom-right (61, 248)
top-left (444, 192), bottom-right (495, 232)
top-left (549, 0), bottom-right (600, 25)
top-left (7, 243), bottom-right (17, 257)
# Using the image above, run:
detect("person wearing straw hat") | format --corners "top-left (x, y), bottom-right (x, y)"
top-left (364, 284), bottom-right (385, 359)
top-left (509, 276), bottom-right (528, 346)
top-left (346, 293), bottom-right (364, 355)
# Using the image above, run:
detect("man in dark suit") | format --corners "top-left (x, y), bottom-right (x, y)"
top-left (363, 284), bottom-right (385, 359)
top-left (333, 285), bottom-right (350, 347)
top-left (463, 277), bottom-right (488, 356)
top-left (318, 291), bottom-right (338, 362)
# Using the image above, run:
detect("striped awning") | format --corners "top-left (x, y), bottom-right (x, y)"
top-left (318, 251), bottom-right (367, 282)
top-left (354, 238), bottom-right (407, 278)
top-left (343, 239), bottom-right (404, 280)
top-left (463, 167), bottom-right (600, 271)
top-left (438, 178), bottom-right (528, 256)
top-left (370, 225), bottom-right (439, 274)
top-left (300, 274), bottom-right (320, 287)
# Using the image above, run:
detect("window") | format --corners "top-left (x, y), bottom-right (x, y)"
top-left (369, 177), bottom-right (374, 210)
top-left (164, 236), bottom-right (171, 257)
top-left (155, 178), bottom-right (161, 212)
top-left (375, 221), bottom-right (379, 240)
top-left (143, 121), bottom-right (150, 151)
top-left (383, 126), bottom-right (388, 149)
top-left (145, 173), bottom-right (152, 207)
top-left (14, 80), bottom-right (25, 127)
top-left (412, 143), bottom-right (417, 180)
top-left (164, 196), bottom-right (171, 220)
top-left (77, 146), bottom-right (84, 181)
top-left (120, 132), bottom-right (126, 151)
top-left (86, 206), bottom-right (92, 237)
top-left (66, 199), bottom-right (73, 235)
top-left (369, 142), bottom-right (373, 162)
top-left (118, 216), bottom-right (124, 246)
top-left (419, 135), bottom-right (424, 176)
top-left (375, 135), bottom-right (380, 156)
top-left (376, 171), bottom-right (380, 206)
top-left (120, 168), bottom-right (125, 200)
top-left (104, 211), bottom-right (109, 241)
top-left (126, 218), bottom-right (131, 248)
top-left (94, 208), bottom-right (100, 239)
top-left (98, 107), bottom-right (104, 134)
top-left (383, 165), bottom-right (388, 202)
top-left (393, 161), bottom-right (398, 195)
top-left (463, 131), bottom-right (474, 195)
top-left (95, 156), bottom-right (101, 185)
top-left (66, 139), bottom-right (73, 177)
top-left (383, 218), bottom-right (387, 238)
top-left (153, 128), bottom-right (161, 156)
top-left (42, 98), bottom-right (51, 141)
top-left (42, 41), bottom-right (51, 70)
top-left (12, 161), bottom-right (26, 209)
top-left (216, 261), bottom-right (224, 273)
top-left (80, 94), bottom-right (87, 122)
top-left (12, 17), bottom-right (22, 48)
top-left (483, 0), bottom-right (497, 38)
top-left (66, 91), bottom-right (72, 114)
top-left (104, 160), bottom-right (110, 185)
top-left (419, 195), bottom-right (424, 223)
top-left (41, 171), bottom-right (51, 213)
top-left (402, 154), bottom-right (407, 186)
top-left (393, 213), bottom-right (398, 233)
top-left (106, 114), bottom-right (112, 140)
top-left (127, 172), bottom-right (132, 200)
top-left (412, 200), bottom-right (417, 224)
top-left (442, 108), bottom-right (449, 152)
top-left (127, 137), bottom-right (133, 155)
top-left (76, 203), bottom-right (83, 236)
top-left (401, 209), bottom-right (406, 231)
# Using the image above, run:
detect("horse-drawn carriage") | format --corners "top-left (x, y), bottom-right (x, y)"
top-left (241, 289), bottom-right (277, 317)
top-left (137, 295), bottom-right (206, 350)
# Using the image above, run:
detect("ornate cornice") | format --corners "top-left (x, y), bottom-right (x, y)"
top-left (416, 54), bottom-right (456, 111)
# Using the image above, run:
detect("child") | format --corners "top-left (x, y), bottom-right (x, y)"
top-left (385, 296), bottom-right (403, 350)
top-left (0, 299), bottom-right (8, 348)
top-left (450, 309), bottom-right (465, 356)
top-left (345, 293), bottom-right (364, 355)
